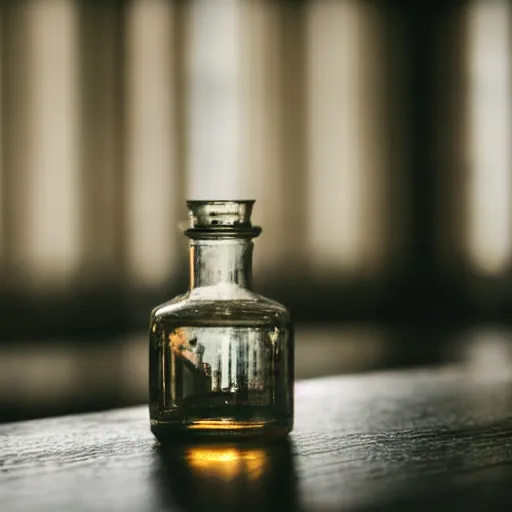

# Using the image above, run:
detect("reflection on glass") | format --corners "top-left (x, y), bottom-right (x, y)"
top-left (467, 0), bottom-right (512, 275)
top-left (153, 324), bottom-right (291, 430)
top-left (154, 439), bottom-right (297, 512)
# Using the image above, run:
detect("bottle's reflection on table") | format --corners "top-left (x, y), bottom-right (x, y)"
top-left (153, 437), bottom-right (299, 512)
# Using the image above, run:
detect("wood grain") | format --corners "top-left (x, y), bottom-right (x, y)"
top-left (2, 365), bottom-right (512, 511)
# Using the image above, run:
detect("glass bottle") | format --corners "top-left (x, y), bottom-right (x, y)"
top-left (149, 200), bottom-right (294, 440)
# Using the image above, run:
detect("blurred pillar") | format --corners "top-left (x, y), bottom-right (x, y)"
top-left (437, 1), bottom-right (512, 288)
top-left (396, 3), bottom-right (450, 321)
top-left (0, 10), bottom-right (3, 265)
top-left (124, 0), bottom-right (184, 287)
top-left (466, 1), bottom-right (512, 276)
top-left (0, 5), bottom-right (25, 281)
top-left (436, 4), bottom-right (468, 277)
top-left (305, 0), bottom-right (394, 279)
top-left (78, 1), bottom-right (126, 284)
top-left (2, 0), bottom-right (81, 289)
top-left (276, 0), bottom-right (309, 277)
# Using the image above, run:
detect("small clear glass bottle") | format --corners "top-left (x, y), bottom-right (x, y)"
top-left (149, 200), bottom-right (294, 440)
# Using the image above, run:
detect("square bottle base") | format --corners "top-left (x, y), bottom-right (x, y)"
top-left (151, 418), bottom-right (292, 442)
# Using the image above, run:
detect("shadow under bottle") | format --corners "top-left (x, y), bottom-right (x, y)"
top-left (153, 438), bottom-right (299, 512)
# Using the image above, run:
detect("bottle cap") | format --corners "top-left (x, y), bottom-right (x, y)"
top-left (185, 200), bottom-right (261, 238)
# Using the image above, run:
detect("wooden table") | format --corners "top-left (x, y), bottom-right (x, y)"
top-left (2, 365), bottom-right (512, 511)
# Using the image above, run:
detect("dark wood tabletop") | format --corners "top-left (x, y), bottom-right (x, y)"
top-left (2, 364), bottom-right (512, 511)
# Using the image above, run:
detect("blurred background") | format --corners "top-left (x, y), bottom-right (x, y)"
top-left (1, 0), bottom-right (512, 422)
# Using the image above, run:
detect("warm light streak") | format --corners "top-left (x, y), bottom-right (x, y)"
top-left (186, 445), bottom-right (267, 480)
top-left (186, 421), bottom-right (266, 430)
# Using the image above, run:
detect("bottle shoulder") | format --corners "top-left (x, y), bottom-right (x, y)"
top-left (151, 286), bottom-right (290, 328)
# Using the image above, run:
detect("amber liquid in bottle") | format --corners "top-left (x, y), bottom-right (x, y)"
top-left (149, 201), bottom-right (294, 440)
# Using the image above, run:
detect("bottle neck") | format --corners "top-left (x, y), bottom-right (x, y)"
top-left (189, 238), bottom-right (254, 290)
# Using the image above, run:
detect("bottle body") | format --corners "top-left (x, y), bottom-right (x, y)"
top-left (149, 200), bottom-right (294, 441)
top-left (149, 294), bottom-right (294, 440)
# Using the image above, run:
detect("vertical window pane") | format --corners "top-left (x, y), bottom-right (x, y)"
top-left (186, 0), bottom-right (241, 199)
